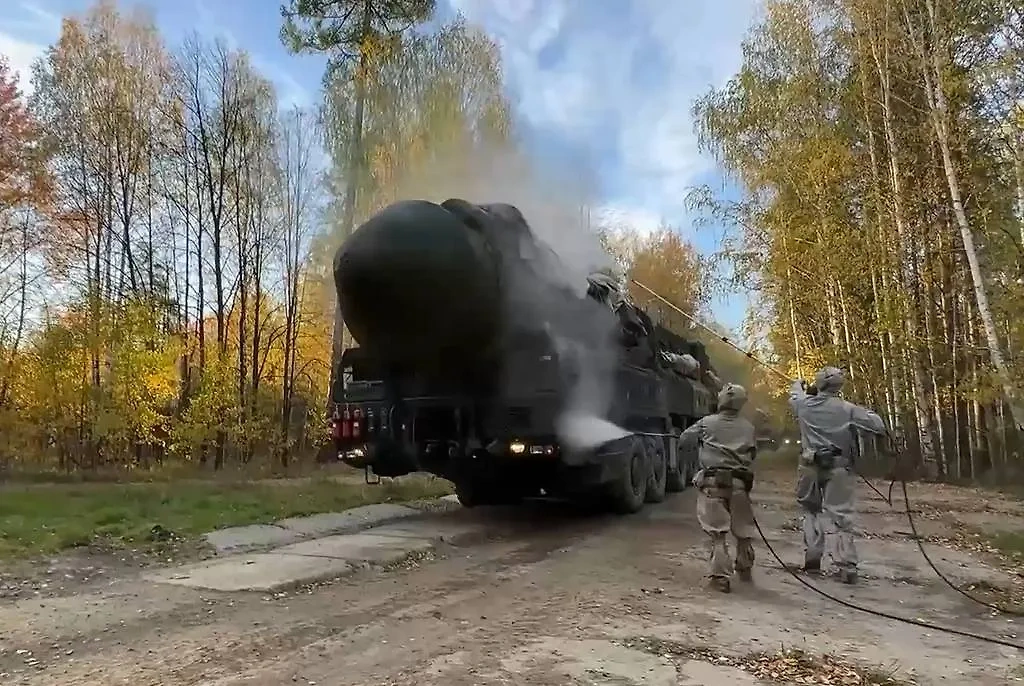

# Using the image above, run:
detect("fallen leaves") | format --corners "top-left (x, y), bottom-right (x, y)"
top-left (620, 637), bottom-right (913, 685)
top-left (745, 649), bottom-right (910, 685)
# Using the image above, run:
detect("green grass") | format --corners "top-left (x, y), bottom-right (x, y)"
top-left (0, 474), bottom-right (453, 560)
top-left (986, 530), bottom-right (1024, 561)
top-left (0, 460), bottom-right (361, 485)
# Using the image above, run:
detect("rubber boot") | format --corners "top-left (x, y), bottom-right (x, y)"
top-left (801, 559), bottom-right (821, 574)
top-left (736, 568), bottom-right (752, 582)
top-left (840, 568), bottom-right (858, 585)
top-left (709, 577), bottom-right (731, 593)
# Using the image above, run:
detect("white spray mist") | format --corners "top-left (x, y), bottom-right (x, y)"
top-left (392, 141), bottom-right (633, 451)
top-left (470, 149), bottom-right (633, 452)
top-left (548, 334), bottom-right (631, 450)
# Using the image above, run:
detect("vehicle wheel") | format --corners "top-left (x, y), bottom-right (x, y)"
top-left (606, 435), bottom-right (648, 514)
top-left (455, 480), bottom-right (481, 508)
top-left (665, 429), bottom-right (686, 493)
top-left (455, 479), bottom-right (522, 507)
top-left (680, 434), bottom-right (699, 490)
top-left (645, 436), bottom-right (667, 503)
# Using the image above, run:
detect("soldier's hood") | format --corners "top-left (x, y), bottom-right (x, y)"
top-left (718, 383), bottom-right (747, 412)
top-left (815, 366), bottom-right (846, 396)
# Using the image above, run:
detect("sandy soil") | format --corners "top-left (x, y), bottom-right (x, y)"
top-left (0, 471), bottom-right (1021, 686)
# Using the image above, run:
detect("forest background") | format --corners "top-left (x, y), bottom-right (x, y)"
top-left (1, 0), bottom-right (1022, 492)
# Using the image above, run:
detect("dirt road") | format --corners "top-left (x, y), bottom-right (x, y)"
top-left (1, 473), bottom-right (1021, 685)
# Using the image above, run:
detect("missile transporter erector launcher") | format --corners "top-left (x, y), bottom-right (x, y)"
top-left (330, 198), bottom-right (720, 514)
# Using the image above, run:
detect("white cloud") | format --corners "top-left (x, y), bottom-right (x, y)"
top-left (0, 33), bottom-right (44, 94)
top-left (248, 53), bottom-right (313, 110)
top-left (0, 2), bottom-right (60, 96)
top-left (447, 0), bottom-right (762, 232)
top-left (192, 0), bottom-right (240, 50)
top-left (594, 204), bottom-right (664, 235)
top-left (190, 0), bottom-right (311, 111)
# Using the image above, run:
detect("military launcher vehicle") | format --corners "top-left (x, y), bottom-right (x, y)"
top-left (329, 198), bottom-right (722, 513)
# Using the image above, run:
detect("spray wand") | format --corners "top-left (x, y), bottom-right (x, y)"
top-left (633, 280), bottom-right (1024, 629)
top-left (633, 279), bottom-right (894, 482)
top-left (629, 279), bottom-right (793, 384)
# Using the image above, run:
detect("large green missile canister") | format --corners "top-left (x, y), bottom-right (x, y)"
top-left (333, 200), bottom-right (503, 367)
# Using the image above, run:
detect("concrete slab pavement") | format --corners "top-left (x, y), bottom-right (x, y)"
top-left (363, 518), bottom-right (484, 542)
top-left (147, 499), bottom-right (478, 592)
top-left (152, 553), bottom-right (355, 593)
top-left (202, 524), bottom-right (304, 554)
top-left (273, 531), bottom-right (433, 563)
top-left (275, 503), bottom-right (419, 538)
top-left (202, 503), bottom-right (422, 554)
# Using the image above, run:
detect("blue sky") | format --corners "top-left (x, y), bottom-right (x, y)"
top-left (0, 0), bottom-right (762, 332)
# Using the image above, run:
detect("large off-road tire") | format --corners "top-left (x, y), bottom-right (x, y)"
top-left (644, 436), bottom-right (667, 503)
top-left (606, 435), bottom-right (648, 514)
top-left (454, 478), bottom-right (523, 508)
top-left (665, 429), bottom-right (687, 493)
top-left (454, 480), bottom-right (481, 508)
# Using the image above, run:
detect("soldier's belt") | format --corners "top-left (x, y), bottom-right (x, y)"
top-left (706, 467), bottom-right (754, 493)
top-left (811, 447), bottom-right (842, 470)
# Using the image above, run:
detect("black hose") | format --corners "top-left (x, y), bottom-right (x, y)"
top-left (896, 477), bottom-right (1024, 618)
top-left (867, 441), bottom-right (1024, 618)
top-left (750, 510), bottom-right (1024, 650)
top-left (635, 281), bottom-right (1024, 636)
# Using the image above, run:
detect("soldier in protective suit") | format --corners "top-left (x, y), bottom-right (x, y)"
top-left (682, 383), bottom-right (758, 593)
top-left (790, 366), bottom-right (887, 584)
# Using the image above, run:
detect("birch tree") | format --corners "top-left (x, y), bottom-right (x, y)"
top-left (694, 0), bottom-right (1024, 479)
top-left (278, 107), bottom-right (321, 465)
top-left (281, 0), bottom-right (436, 388)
